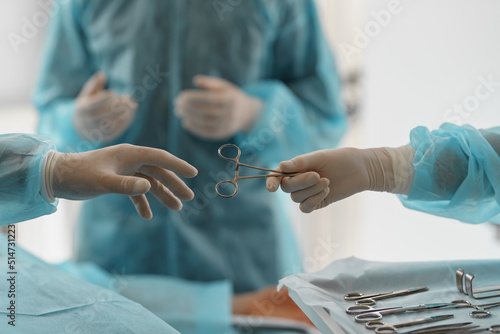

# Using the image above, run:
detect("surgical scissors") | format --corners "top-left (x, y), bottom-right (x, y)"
top-left (347, 303), bottom-right (456, 323)
top-left (374, 322), bottom-right (474, 334)
top-left (347, 300), bottom-right (500, 322)
top-left (365, 314), bottom-right (454, 332)
top-left (454, 324), bottom-right (500, 333)
top-left (345, 287), bottom-right (429, 305)
top-left (215, 144), bottom-right (302, 198)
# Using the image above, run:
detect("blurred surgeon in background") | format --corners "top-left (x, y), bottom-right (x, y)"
top-left (33, 0), bottom-right (347, 328)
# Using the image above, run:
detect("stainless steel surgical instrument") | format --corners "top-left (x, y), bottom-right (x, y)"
top-left (347, 303), bottom-right (456, 323)
top-left (456, 269), bottom-right (500, 299)
top-left (345, 287), bottom-right (429, 306)
top-left (364, 314), bottom-right (454, 332)
top-left (452, 324), bottom-right (500, 333)
top-left (374, 322), bottom-right (474, 334)
top-left (347, 300), bottom-right (500, 322)
top-left (215, 144), bottom-right (302, 198)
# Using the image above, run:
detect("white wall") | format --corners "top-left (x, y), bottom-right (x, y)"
top-left (0, 0), bottom-right (75, 263)
top-left (0, 0), bottom-right (48, 106)
top-left (348, 0), bottom-right (500, 261)
top-left (295, 0), bottom-right (500, 270)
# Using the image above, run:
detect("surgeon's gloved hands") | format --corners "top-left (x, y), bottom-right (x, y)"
top-left (232, 286), bottom-right (314, 327)
top-left (74, 72), bottom-right (137, 144)
top-left (43, 144), bottom-right (198, 219)
top-left (174, 75), bottom-right (263, 141)
top-left (266, 146), bottom-right (416, 213)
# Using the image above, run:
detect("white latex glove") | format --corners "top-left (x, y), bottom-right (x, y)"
top-left (174, 75), bottom-right (263, 140)
top-left (266, 146), bottom-right (415, 213)
top-left (42, 144), bottom-right (198, 219)
top-left (74, 72), bottom-right (137, 144)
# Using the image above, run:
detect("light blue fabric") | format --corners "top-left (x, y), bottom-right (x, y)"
top-left (280, 257), bottom-right (500, 333)
top-left (34, 0), bottom-right (347, 327)
top-left (399, 123), bottom-right (500, 224)
top-left (0, 133), bottom-right (57, 225)
top-left (56, 261), bottom-right (234, 334)
top-left (118, 276), bottom-right (233, 334)
top-left (0, 235), bottom-right (179, 333)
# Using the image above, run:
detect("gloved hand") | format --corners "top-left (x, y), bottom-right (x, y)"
top-left (232, 286), bottom-right (313, 326)
top-left (43, 144), bottom-right (198, 219)
top-left (174, 75), bottom-right (263, 140)
top-left (74, 72), bottom-right (137, 144)
top-left (266, 146), bottom-right (416, 213)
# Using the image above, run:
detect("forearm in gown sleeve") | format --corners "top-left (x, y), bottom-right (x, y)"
top-left (398, 123), bottom-right (500, 224)
top-left (33, 0), bottom-right (98, 153)
top-left (235, 1), bottom-right (347, 164)
top-left (0, 134), bottom-right (57, 225)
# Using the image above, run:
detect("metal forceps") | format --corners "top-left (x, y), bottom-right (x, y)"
top-left (347, 300), bottom-right (500, 322)
top-left (365, 314), bottom-right (454, 333)
top-left (345, 287), bottom-right (429, 305)
top-left (374, 322), bottom-right (475, 334)
top-left (346, 303), bottom-right (454, 323)
top-left (215, 144), bottom-right (301, 198)
top-left (457, 324), bottom-right (500, 333)
top-left (448, 300), bottom-right (500, 318)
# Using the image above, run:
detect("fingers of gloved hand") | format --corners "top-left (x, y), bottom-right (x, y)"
top-left (137, 173), bottom-right (183, 211)
top-left (299, 186), bottom-right (330, 214)
top-left (176, 90), bottom-right (227, 109)
top-left (79, 72), bottom-right (107, 97)
top-left (182, 118), bottom-right (233, 140)
top-left (290, 178), bottom-right (330, 204)
top-left (266, 174), bottom-right (283, 192)
top-left (129, 194), bottom-right (153, 220)
top-left (100, 95), bottom-right (137, 133)
top-left (100, 173), bottom-right (152, 196)
top-left (193, 75), bottom-right (235, 91)
top-left (77, 91), bottom-right (117, 117)
top-left (177, 105), bottom-right (227, 127)
top-left (280, 172), bottom-right (321, 193)
top-left (110, 95), bottom-right (138, 116)
top-left (126, 146), bottom-right (198, 178)
top-left (278, 150), bottom-right (327, 173)
top-left (138, 165), bottom-right (195, 201)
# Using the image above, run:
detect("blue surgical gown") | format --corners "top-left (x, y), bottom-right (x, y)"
top-left (0, 134), bottom-right (179, 333)
top-left (0, 133), bottom-right (57, 224)
top-left (34, 0), bottom-right (348, 325)
top-left (399, 123), bottom-right (500, 224)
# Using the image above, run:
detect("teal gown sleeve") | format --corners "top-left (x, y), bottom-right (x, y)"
top-left (398, 123), bottom-right (500, 224)
top-left (0, 134), bottom-right (57, 225)
top-left (235, 0), bottom-right (348, 163)
top-left (32, 0), bottom-right (98, 153)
